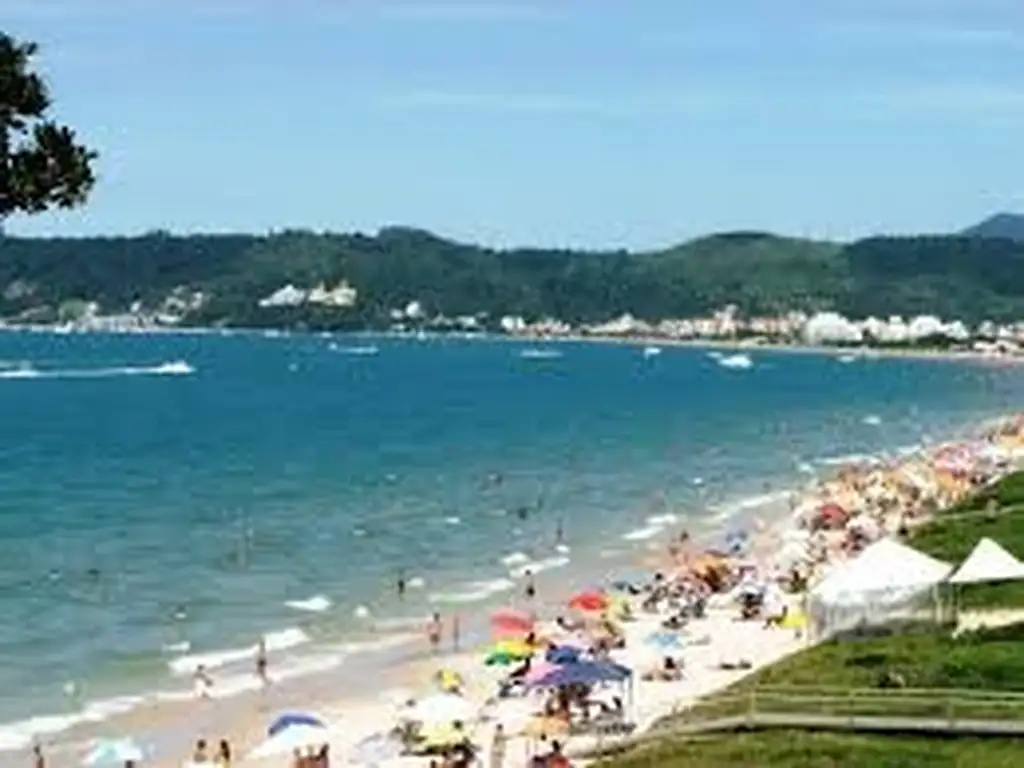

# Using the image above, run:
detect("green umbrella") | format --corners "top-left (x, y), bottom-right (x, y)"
top-left (484, 650), bottom-right (528, 666)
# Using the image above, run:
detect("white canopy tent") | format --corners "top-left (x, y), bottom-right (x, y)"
top-left (809, 538), bottom-right (953, 638)
top-left (948, 538), bottom-right (1024, 585)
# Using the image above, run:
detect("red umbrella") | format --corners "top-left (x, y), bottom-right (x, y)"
top-left (814, 503), bottom-right (848, 530)
top-left (491, 608), bottom-right (534, 636)
top-left (568, 590), bottom-right (608, 612)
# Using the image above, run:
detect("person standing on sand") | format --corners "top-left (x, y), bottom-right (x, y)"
top-left (31, 744), bottom-right (44, 768)
top-left (193, 664), bottom-right (213, 699)
top-left (489, 724), bottom-right (506, 768)
top-left (523, 570), bottom-right (536, 602)
top-left (255, 639), bottom-right (269, 688)
top-left (452, 614), bottom-right (460, 652)
top-left (427, 612), bottom-right (443, 653)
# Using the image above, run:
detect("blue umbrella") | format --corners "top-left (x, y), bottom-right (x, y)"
top-left (268, 712), bottom-right (325, 737)
top-left (545, 645), bottom-right (581, 664)
top-left (645, 631), bottom-right (684, 650)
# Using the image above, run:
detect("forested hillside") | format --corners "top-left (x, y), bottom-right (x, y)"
top-left (2, 227), bottom-right (1024, 329)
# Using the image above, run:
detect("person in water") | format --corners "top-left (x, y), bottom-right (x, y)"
top-left (524, 570), bottom-right (536, 601)
top-left (397, 570), bottom-right (407, 600)
top-left (255, 639), bottom-right (269, 688)
top-left (427, 613), bottom-right (443, 653)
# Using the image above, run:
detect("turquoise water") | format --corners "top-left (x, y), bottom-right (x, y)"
top-left (0, 330), bottom-right (1021, 747)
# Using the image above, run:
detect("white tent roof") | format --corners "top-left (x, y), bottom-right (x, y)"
top-left (812, 537), bottom-right (952, 605)
top-left (948, 538), bottom-right (1024, 585)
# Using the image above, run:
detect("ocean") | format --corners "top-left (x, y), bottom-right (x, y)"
top-left (0, 330), bottom-right (1021, 750)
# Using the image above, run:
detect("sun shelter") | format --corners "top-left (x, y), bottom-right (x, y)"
top-left (809, 537), bottom-right (953, 638)
top-left (527, 660), bottom-right (631, 689)
top-left (949, 538), bottom-right (1024, 585)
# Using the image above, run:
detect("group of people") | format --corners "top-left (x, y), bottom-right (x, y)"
top-left (189, 738), bottom-right (233, 767)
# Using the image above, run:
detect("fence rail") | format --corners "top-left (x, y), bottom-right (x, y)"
top-left (584, 686), bottom-right (1024, 758)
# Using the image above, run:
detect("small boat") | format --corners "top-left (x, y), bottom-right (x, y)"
top-left (642, 346), bottom-right (662, 358)
top-left (519, 348), bottom-right (563, 360)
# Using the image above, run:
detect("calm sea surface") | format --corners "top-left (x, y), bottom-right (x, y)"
top-left (0, 330), bottom-right (1020, 746)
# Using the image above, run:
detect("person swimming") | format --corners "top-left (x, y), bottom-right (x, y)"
top-left (397, 570), bottom-right (407, 600)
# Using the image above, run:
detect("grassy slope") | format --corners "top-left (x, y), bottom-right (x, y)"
top-left (612, 731), bottom-right (1024, 768)
top-left (604, 471), bottom-right (1024, 767)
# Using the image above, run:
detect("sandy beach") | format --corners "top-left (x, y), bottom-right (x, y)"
top-left (17, 412), bottom-right (1024, 768)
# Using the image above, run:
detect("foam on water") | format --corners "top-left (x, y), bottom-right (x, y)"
top-left (285, 595), bottom-right (333, 613)
top-left (0, 359), bottom-right (194, 380)
top-left (507, 555), bottom-right (570, 578)
top-left (501, 552), bottom-right (530, 567)
top-left (429, 577), bottom-right (516, 604)
top-left (167, 627), bottom-right (309, 676)
top-left (621, 525), bottom-right (663, 542)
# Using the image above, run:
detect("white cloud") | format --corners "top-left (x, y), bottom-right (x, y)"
top-left (375, 88), bottom-right (747, 116)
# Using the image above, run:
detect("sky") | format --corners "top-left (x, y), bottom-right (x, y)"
top-left (2, 0), bottom-right (1024, 249)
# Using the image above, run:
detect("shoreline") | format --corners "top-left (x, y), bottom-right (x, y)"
top-left (8, 410), bottom-right (1020, 768)
top-left (2, 323), bottom-right (1023, 367)
top-left (503, 332), bottom-right (1024, 365)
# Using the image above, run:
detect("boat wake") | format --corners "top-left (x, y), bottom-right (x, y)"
top-left (0, 360), bottom-right (194, 380)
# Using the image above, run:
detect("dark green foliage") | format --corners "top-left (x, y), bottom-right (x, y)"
top-left (5, 228), bottom-right (1024, 329)
top-left (0, 33), bottom-right (96, 217)
top-left (609, 731), bottom-right (1024, 767)
top-left (909, 471), bottom-right (1024, 609)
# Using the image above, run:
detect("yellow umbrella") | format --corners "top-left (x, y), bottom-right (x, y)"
top-left (490, 639), bottom-right (532, 656)
top-left (419, 723), bottom-right (468, 750)
top-left (780, 610), bottom-right (807, 629)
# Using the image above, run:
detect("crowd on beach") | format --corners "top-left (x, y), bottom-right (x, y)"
top-left (29, 414), bottom-right (1024, 768)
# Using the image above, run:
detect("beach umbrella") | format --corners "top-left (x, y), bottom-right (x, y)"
top-left (419, 723), bottom-right (469, 751)
top-left (491, 638), bottom-right (532, 655)
top-left (545, 645), bottom-right (581, 664)
top-left (484, 649), bottom-right (528, 666)
top-left (568, 590), bottom-right (608, 612)
top-left (408, 692), bottom-right (475, 725)
top-left (644, 631), bottom-right (685, 651)
top-left (491, 608), bottom-right (534, 636)
top-left (268, 712), bottom-right (325, 736)
top-left (248, 723), bottom-right (330, 759)
top-left (348, 733), bottom-right (403, 767)
top-left (524, 660), bottom-right (562, 684)
top-left (84, 739), bottom-right (146, 767)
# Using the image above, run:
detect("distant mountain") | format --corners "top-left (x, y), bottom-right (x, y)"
top-left (3, 226), bottom-right (1024, 328)
top-left (962, 213), bottom-right (1024, 242)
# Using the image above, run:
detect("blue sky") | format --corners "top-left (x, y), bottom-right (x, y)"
top-left (3, 0), bottom-right (1024, 248)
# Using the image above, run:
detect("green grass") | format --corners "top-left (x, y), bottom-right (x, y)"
top-left (607, 730), bottom-right (1024, 768)
top-left (909, 471), bottom-right (1024, 609)
top-left (604, 471), bottom-right (1024, 766)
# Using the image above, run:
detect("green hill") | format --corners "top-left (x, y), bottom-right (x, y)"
top-left (2, 227), bottom-right (1024, 330)
top-left (962, 213), bottom-right (1024, 243)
